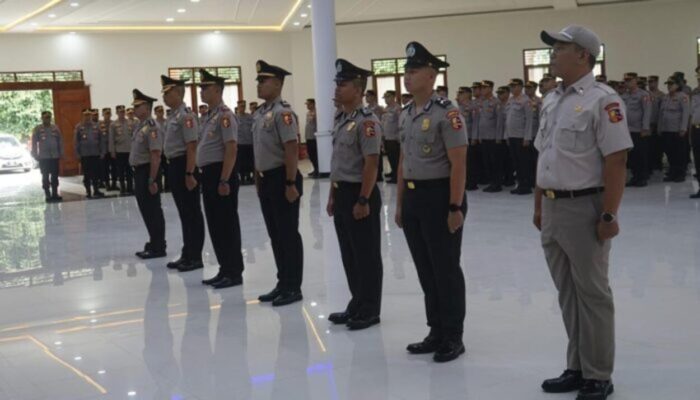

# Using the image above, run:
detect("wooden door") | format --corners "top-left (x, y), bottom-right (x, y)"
top-left (53, 87), bottom-right (91, 176)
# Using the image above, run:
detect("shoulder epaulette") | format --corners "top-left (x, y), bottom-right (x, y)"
top-left (360, 107), bottom-right (373, 117)
top-left (146, 119), bottom-right (156, 127)
top-left (435, 97), bottom-right (452, 108)
top-left (280, 100), bottom-right (291, 108)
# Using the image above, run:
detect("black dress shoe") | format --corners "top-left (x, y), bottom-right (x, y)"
top-left (272, 291), bottom-right (303, 306)
top-left (211, 276), bottom-right (243, 289)
top-left (483, 185), bottom-right (502, 193)
top-left (51, 195), bottom-right (63, 202)
top-left (503, 180), bottom-right (516, 187)
top-left (542, 369), bottom-right (585, 393)
top-left (328, 311), bottom-right (353, 325)
top-left (433, 340), bottom-right (465, 362)
top-left (406, 335), bottom-right (441, 354)
top-left (167, 257), bottom-right (186, 269)
top-left (466, 184), bottom-right (479, 191)
top-left (202, 273), bottom-right (224, 285)
top-left (258, 287), bottom-right (281, 302)
top-left (576, 379), bottom-right (614, 400)
top-left (137, 249), bottom-right (167, 259)
top-left (386, 179), bottom-right (398, 184)
top-left (631, 180), bottom-right (648, 187)
top-left (347, 315), bottom-right (380, 330)
top-left (93, 190), bottom-right (105, 198)
top-left (318, 172), bottom-right (330, 178)
top-left (178, 260), bottom-right (204, 272)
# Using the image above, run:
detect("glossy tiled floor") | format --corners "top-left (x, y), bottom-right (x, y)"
top-left (1, 169), bottom-right (699, 400)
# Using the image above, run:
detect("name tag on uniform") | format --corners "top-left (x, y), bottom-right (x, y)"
top-left (407, 181), bottom-right (416, 189)
top-left (346, 121), bottom-right (356, 131)
top-left (421, 118), bottom-right (430, 131)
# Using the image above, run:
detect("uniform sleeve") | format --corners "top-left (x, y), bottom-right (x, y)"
top-left (440, 107), bottom-right (468, 149)
top-left (147, 125), bottom-right (163, 152)
top-left (275, 110), bottom-right (299, 143)
top-left (31, 128), bottom-right (38, 157)
top-left (219, 111), bottom-right (237, 143)
top-left (496, 103), bottom-right (505, 140)
top-left (99, 126), bottom-right (108, 155)
top-left (358, 116), bottom-right (382, 156)
top-left (472, 107), bottom-right (480, 140)
top-left (682, 95), bottom-right (690, 132)
top-left (596, 94), bottom-right (633, 156)
top-left (524, 100), bottom-right (534, 141)
top-left (183, 113), bottom-right (199, 143)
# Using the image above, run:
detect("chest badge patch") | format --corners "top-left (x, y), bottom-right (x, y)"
top-left (421, 118), bottom-right (431, 132)
top-left (346, 121), bottom-right (357, 131)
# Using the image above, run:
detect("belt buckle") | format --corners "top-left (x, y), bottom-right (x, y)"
top-left (332, 182), bottom-right (339, 189)
top-left (258, 171), bottom-right (264, 178)
top-left (407, 181), bottom-right (416, 190)
top-left (545, 190), bottom-right (555, 199)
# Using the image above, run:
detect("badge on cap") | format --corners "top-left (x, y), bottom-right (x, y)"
top-left (421, 118), bottom-right (431, 132)
top-left (256, 62), bottom-right (262, 73)
top-left (364, 121), bottom-right (376, 137)
top-left (407, 44), bottom-right (416, 57)
top-left (336, 62), bottom-right (343, 73)
top-left (346, 121), bottom-right (356, 131)
top-left (282, 112), bottom-right (294, 126)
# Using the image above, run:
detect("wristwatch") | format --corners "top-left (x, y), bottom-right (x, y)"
top-left (185, 171), bottom-right (194, 176)
top-left (601, 212), bottom-right (616, 223)
top-left (219, 180), bottom-right (229, 186)
top-left (285, 180), bottom-right (296, 187)
top-left (448, 204), bottom-right (461, 212)
top-left (357, 196), bottom-right (369, 206)
top-left (148, 177), bottom-right (155, 184)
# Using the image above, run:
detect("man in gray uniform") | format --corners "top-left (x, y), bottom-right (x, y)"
top-left (689, 73), bottom-right (700, 198)
top-left (197, 69), bottom-right (245, 289)
top-left (659, 75), bottom-right (690, 183)
top-left (32, 111), bottom-right (64, 202)
top-left (535, 25), bottom-right (632, 400)
top-left (304, 98), bottom-right (320, 178)
top-left (198, 104), bottom-right (208, 125)
top-left (75, 108), bottom-right (105, 198)
top-left (100, 107), bottom-right (118, 191)
top-left (621, 72), bottom-right (652, 187)
top-left (478, 80), bottom-right (504, 192)
top-left (365, 90), bottom-right (386, 182)
top-left (526, 81), bottom-right (542, 187)
top-left (252, 60), bottom-right (304, 306)
top-left (326, 59), bottom-right (383, 330)
top-left (237, 100), bottom-right (256, 185)
top-left (161, 75), bottom-right (206, 273)
top-left (395, 41), bottom-right (468, 363)
top-left (109, 105), bottom-right (135, 194)
top-left (382, 90), bottom-right (401, 183)
top-left (505, 78), bottom-right (535, 194)
top-left (129, 89), bottom-right (166, 259)
top-left (647, 76), bottom-right (665, 173)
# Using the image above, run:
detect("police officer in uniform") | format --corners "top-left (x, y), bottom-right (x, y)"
top-left (535, 26), bottom-right (632, 400)
top-left (75, 108), bottom-right (105, 198)
top-left (382, 90), bottom-right (401, 183)
top-left (468, 82), bottom-right (485, 188)
top-left (476, 80), bottom-right (504, 192)
top-left (160, 75), bottom-right (206, 272)
top-left (326, 59), bottom-right (383, 330)
top-left (621, 72), bottom-right (652, 187)
top-left (689, 73), bottom-right (700, 198)
top-left (365, 90), bottom-right (386, 182)
top-left (647, 75), bottom-right (665, 173)
top-left (100, 107), bottom-right (118, 191)
top-left (303, 98), bottom-right (320, 178)
top-left (130, 89), bottom-right (167, 259)
top-left (505, 78), bottom-right (535, 194)
top-left (236, 100), bottom-right (256, 185)
top-left (395, 42), bottom-right (468, 363)
top-left (659, 75), bottom-right (690, 183)
top-left (525, 81), bottom-right (542, 187)
top-left (252, 60), bottom-right (305, 306)
top-left (32, 111), bottom-right (64, 202)
top-left (109, 105), bottom-right (135, 194)
top-left (196, 69), bottom-right (245, 289)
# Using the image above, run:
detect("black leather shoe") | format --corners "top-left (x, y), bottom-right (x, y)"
top-left (51, 195), bottom-right (63, 202)
top-left (212, 276), bottom-right (243, 289)
top-left (542, 370), bottom-right (585, 393)
top-left (93, 190), bottom-right (105, 198)
top-left (483, 185), bottom-right (502, 193)
top-left (178, 260), bottom-right (204, 272)
top-left (466, 184), bottom-right (479, 191)
top-left (258, 287), bottom-right (281, 302)
top-left (328, 311), bottom-right (352, 325)
top-left (503, 180), bottom-right (516, 187)
top-left (406, 335), bottom-right (441, 354)
top-left (202, 273), bottom-right (223, 285)
top-left (137, 249), bottom-right (166, 259)
top-left (167, 257), bottom-right (186, 269)
top-left (346, 315), bottom-right (380, 330)
top-left (433, 340), bottom-right (465, 362)
top-left (510, 187), bottom-right (533, 195)
top-left (576, 379), bottom-right (614, 400)
top-left (272, 291), bottom-right (303, 306)
top-left (690, 190), bottom-right (700, 199)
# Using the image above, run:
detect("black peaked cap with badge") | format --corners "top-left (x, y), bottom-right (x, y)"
top-left (132, 89), bottom-right (157, 106)
top-left (161, 75), bottom-right (188, 93)
top-left (256, 60), bottom-right (292, 82)
top-left (198, 69), bottom-right (226, 87)
top-left (334, 58), bottom-right (371, 82)
top-left (404, 41), bottom-right (450, 70)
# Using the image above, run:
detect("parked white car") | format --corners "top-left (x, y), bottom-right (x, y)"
top-left (0, 134), bottom-right (34, 173)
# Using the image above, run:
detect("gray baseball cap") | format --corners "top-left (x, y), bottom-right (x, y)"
top-left (541, 25), bottom-right (601, 58)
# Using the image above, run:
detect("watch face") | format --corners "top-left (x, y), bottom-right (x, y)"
top-left (602, 213), bottom-right (614, 222)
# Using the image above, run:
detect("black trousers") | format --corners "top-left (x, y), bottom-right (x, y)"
top-left (466, 142), bottom-right (482, 188)
top-left (385, 140), bottom-right (400, 181)
top-left (38, 158), bottom-right (59, 192)
top-left (662, 131), bottom-right (685, 179)
top-left (508, 138), bottom-right (534, 189)
top-left (501, 141), bottom-right (514, 183)
top-left (648, 125), bottom-right (663, 172)
top-left (306, 139), bottom-right (319, 173)
top-left (160, 155), bottom-right (170, 190)
top-left (200, 162), bottom-right (244, 278)
top-left (115, 153), bottom-right (134, 192)
top-left (401, 178), bottom-right (467, 339)
top-left (238, 144), bottom-right (255, 178)
top-left (102, 154), bottom-right (117, 187)
top-left (133, 164), bottom-right (166, 251)
top-left (692, 126), bottom-right (700, 183)
top-left (629, 132), bottom-right (649, 182)
top-left (333, 182), bottom-right (383, 317)
top-left (258, 166), bottom-right (304, 292)
top-left (168, 156), bottom-right (205, 262)
top-left (481, 140), bottom-right (503, 187)
top-left (81, 156), bottom-right (102, 192)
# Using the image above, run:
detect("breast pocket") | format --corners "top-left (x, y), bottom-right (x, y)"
top-left (339, 131), bottom-right (357, 146)
top-left (557, 118), bottom-right (593, 152)
top-left (415, 131), bottom-right (437, 158)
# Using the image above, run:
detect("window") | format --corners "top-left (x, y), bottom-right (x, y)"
top-left (522, 45), bottom-right (606, 82)
top-left (168, 66), bottom-right (243, 110)
top-left (696, 37), bottom-right (700, 68)
top-left (0, 70), bottom-right (83, 83)
top-left (371, 56), bottom-right (448, 106)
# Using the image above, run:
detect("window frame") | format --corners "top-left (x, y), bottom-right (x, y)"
top-left (370, 56), bottom-right (448, 103)
top-left (522, 45), bottom-right (606, 82)
top-left (167, 66), bottom-right (243, 110)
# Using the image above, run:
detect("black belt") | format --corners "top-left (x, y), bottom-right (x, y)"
top-left (404, 178), bottom-right (450, 190)
top-left (693, 124), bottom-right (700, 129)
top-left (257, 166), bottom-right (285, 178)
top-left (332, 181), bottom-right (362, 189)
top-left (168, 154), bottom-right (186, 162)
top-left (543, 187), bottom-right (604, 199)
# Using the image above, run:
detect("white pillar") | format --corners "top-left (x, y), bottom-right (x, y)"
top-left (310, 0), bottom-right (336, 173)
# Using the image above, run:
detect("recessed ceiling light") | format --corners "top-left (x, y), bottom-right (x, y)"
top-left (98, 370), bottom-right (106, 374)
top-left (127, 391), bottom-right (137, 397)
top-left (300, 13), bottom-right (308, 18)
top-left (213, 30), bottom-right (220, 34)
top-left (74, 356), bottom-right (82, 361)
top-left (69, 31), bottom-right (76, 35)
top-left (190, 0), bottom-right (200, 2)
top-left (166, 17), bottom-right (174, 22)
top-left (48, 14), bottom-right (57, 18)
top-left (70, 2), bottom-right (80, 7)
top-left (293, 21), bottom-right (300, 26)
top-left (177, 8), bottom-right (186, 13)
top-left (31, 22), bottom-right (39, 27)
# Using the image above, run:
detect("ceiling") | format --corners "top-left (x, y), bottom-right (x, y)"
top-left (0, 0), bottom-right (678, 33)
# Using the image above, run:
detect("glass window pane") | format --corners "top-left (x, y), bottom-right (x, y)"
top-left (0, 73), bottom-right (15, 83)
top-left (372, 59), bottom-right (397, 75)
top-left (524, 49), bottom-right (551, 66)
top-left (170, 68), bottom-right (193, 82)
top-left (183, 86), bottom-right (193, 110)
top-left (527, 66), bottom-right (549, 82)
top-left (216, 67), bottom-right (241, 83)
top-left (375, 76), bottom-right (397, 106)
top-left (223, 84), bottom-right (239, 108)
top-left (15, 72), bottom-right (53, 82)
top-left (434, 73), bottom-right (445, 90)
top-left (593, 63), bottom-right (603, 77)
top-left (54, 71), bottom-right (82, 81)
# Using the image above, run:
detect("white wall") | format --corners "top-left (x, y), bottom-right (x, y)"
top-left (0, 0), bottom-right (699, 115)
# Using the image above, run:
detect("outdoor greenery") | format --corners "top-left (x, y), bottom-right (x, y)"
top-left (0, 90), bottom-right (53, 142)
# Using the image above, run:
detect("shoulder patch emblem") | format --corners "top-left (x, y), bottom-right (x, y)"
top-left (446, 110), bottom-right (460, 120)
top-left (185, 116), bottom-right (194, 129)
top-left (363, 121), bottom-right (376, 137)
top-left (151, 130), bottom-right (158, 139)
top-left (222, 116), bottom-right (231, 128)
top-left (282, 112), bottom-right (294, 126)
top-left (605, 103), bottom-right (624, 123)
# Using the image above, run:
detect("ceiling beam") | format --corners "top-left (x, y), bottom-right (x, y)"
top-left (552, 0), bottom-right (579, 10)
